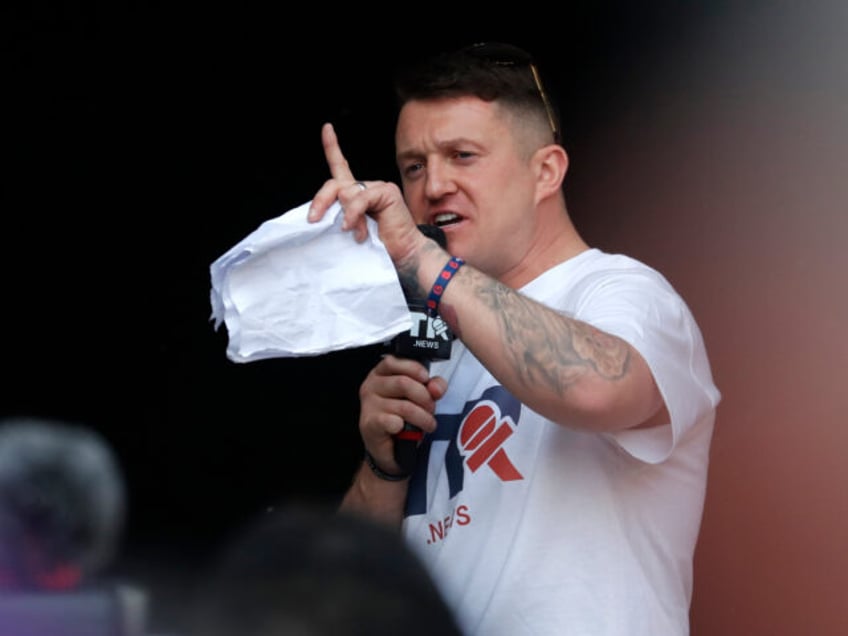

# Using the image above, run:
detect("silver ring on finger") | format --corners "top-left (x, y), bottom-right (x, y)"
top-left (354, 180), bottom-right (367, 191)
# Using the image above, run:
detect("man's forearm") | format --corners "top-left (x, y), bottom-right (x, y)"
top-left (403, 249), bottom-right (661, 433)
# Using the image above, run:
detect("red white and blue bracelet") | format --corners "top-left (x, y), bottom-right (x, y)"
top-left (425, 256), bottom-right (465, 317)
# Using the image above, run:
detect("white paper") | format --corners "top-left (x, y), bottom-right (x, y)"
top-left (209, 200), bottom-right (410, 362)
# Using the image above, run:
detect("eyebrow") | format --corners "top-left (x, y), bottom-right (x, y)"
top-left (396, 137), bottom-right (484, 163)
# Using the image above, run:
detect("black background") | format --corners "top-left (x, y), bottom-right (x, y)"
top-left (4, 1), bottom-right (728, 572)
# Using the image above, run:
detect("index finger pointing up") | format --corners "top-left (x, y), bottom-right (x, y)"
top-left (322, 122), bottom-right (356, 182)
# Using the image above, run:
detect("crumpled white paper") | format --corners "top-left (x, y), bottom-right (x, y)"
top-left (209, 200), bottom-right (410, 362)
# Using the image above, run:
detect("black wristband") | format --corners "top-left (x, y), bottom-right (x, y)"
top-left (364, 451), bottom-right (410, 481)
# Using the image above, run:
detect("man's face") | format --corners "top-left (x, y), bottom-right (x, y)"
top-left (395, 96), bottom-right (540, 280)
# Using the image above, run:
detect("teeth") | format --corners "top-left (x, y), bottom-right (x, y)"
top-left (434, 213), bottom-right (459, 226)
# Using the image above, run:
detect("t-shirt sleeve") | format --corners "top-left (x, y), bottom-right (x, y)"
top-left (571, 268), bottom-right (720, 463)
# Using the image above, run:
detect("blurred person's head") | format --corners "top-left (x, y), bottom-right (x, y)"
top-left (0, 417), bottom-right (127, 591)
top-left (189, 500), bottom-right (462, 636)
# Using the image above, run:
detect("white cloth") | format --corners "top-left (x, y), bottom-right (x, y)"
top-left (209, 200), bottom-right (410, 362)
top-left (401, 248), bottom-right (721, 636)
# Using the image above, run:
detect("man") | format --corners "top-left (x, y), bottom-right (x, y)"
top-left (307, 42), bottom-right (720, 635)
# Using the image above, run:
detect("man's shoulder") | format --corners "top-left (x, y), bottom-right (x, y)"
top-left (536, 248), bottom-right (667, 289)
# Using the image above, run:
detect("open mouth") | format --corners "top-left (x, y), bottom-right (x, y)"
top-left (433, 212), bottom-right (462, 228)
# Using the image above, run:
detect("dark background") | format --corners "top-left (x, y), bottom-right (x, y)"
top-left (6, 2), bottom-right (848, 634)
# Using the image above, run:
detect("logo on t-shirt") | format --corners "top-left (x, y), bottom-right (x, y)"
top-left (459, 401), bottom-right (523, 481)
top-left (405, 385), bottom-right (522, 517)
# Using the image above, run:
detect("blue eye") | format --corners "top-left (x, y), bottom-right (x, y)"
top-left (404, 162), bottom-right (424, 177)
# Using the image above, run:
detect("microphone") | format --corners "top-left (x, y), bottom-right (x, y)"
top-left (387, 225), bottom-right (454, 474)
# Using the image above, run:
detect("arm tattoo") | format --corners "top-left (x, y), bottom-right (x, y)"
top-left (471, 270), bottom-right (630, 394)
top-left (396, 259), bottom-right (423, 299)
top-left (396, 237), bottom-right (445, 299)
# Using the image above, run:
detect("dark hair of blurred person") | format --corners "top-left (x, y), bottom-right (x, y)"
top-left (188, 500), bottom-right (463, 636)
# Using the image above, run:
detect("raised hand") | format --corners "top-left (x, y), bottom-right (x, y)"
top-left (307, 123), bottom-right (425, 262)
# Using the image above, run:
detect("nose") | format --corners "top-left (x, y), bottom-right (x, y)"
top-left (423, 161), bottom-right (456, 200)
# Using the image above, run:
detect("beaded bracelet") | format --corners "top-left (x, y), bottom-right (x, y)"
top-left (364, 451), bottom-right (410, 481)
top-left (425, 256), bottom-right (465, 317)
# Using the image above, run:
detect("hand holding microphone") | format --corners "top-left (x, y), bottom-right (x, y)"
top-left (387, 224), bottom-right (454, 475)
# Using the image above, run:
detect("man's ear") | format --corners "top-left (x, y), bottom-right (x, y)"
top-left (533, 144), bottom-right (568, 202)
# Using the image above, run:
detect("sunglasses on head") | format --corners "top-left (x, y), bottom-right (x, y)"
top-left (463, 42), bottom-right (561, 145)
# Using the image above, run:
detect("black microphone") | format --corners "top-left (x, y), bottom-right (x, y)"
top-left (387, 225), bottom-right (454, 474)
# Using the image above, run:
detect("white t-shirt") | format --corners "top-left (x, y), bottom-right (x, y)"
top-left (401, 248), bottom-right (721, 636)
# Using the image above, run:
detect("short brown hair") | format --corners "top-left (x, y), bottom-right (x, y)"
top-left (394, 42), bottom-right (562, 146)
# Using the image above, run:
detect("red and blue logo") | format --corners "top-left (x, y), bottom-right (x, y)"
top-left (405, 385), bottom-right (523, 517)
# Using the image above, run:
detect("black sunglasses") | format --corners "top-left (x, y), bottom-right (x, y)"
top-left (463, 42), bottom-right (561, 145)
